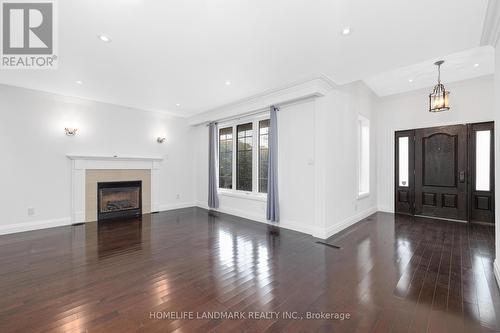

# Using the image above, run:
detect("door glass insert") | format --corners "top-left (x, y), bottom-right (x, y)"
top-left (423, 134), bottom-right (456, 187)
top-left (476, 130), bottom-right (491, 191)
top-left (398, 137), bottom-right (409, 187)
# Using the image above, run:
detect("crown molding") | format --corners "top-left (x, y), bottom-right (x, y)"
top-left (481, 0), bottom-right (500, 47)
top-left (0, 83), bottom-right (187, 118)
top-left (66, 155), bottom-right (163, 162)
top-left (188, 75), bottom-right (338, 126)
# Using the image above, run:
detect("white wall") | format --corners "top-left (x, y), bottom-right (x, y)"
top-left (323, 82), bottom-right (379, 236)
top-left (0, 84), bottom-right (195, 233)
top-left (376, 75), bottom-right (495, 212)
top-left (193, 81), bottom-right (378, 239)
top-left (494, 42), bottom-right (500, 280)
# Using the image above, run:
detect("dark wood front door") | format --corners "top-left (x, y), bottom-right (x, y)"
top-left (414, 125), bottom-right (468, 221)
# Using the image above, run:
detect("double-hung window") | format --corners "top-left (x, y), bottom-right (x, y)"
top-left (218, 116), bottom-right (270, 195)
top-left (258, 119), bottom-right (270, 193)
top-left (236, 123), bottom-right (253, 191)
top-left (218, 127), bottom-right (233, 189)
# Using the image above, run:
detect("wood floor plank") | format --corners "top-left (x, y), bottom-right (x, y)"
top-left (0, 209), bottom-right (498, 332)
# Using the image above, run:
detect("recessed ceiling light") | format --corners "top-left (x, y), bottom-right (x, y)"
top-left (341, 26), bottom-right (352, 36)
top-left (473, 63), bottom-right (480, 68)
top-left (225, 81), bottom-right (231, 86)
top-left (176, 103), bottom-right (181, 107)
top-left (75, 80), bottom-right (83, 85)
top-left (408, 78), bottom-right (413, 83)
top-left (98, 34), bottom-right (112, 43)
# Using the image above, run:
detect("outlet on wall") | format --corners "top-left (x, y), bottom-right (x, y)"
top-left (27, 207), bottom-right (35, 216)
top-left (176, 194), bottom-right (180, 200)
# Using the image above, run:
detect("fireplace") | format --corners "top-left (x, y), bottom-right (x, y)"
top-left (97, 181), bottom-right (142, 221)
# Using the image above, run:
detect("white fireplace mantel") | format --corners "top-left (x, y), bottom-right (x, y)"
top-left (67, 155), bottom-right (163, 223)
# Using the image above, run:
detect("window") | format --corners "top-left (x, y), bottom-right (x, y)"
top-left (218, 127), bottom-right (233, 189)
top-left (218, 116), bottom-right (270, 195)
top-left (358, 116), bottom-right (370, 196)
top-left (259, 119), bottom-right (270, 193)
top-left (398, 137), bottom-right (409, 187)
top-left (475, 130), bottom-right (491, 191)
top-left (237, 123), bottom-right (253, 191)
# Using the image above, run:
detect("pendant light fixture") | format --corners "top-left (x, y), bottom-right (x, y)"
top-left (429, 60), bottom-right (450, 112)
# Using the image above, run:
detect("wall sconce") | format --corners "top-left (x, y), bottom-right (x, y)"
top-left (65, 128), bottom-right (78, 136)
top-left (157, 137), bottom-right (166, 144)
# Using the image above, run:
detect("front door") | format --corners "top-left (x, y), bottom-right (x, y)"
top-left (414, 125), bottom-right (468, 221)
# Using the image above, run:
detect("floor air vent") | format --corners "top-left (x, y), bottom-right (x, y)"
top-left (315, 241), bottom-right (342, 249)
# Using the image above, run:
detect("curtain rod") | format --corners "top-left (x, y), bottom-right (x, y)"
top-left (205, 107), bottom-right (271, 126)
top-left (200, 93), bottom-right (317, 127)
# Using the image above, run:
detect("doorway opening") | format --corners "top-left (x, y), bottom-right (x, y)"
top-left (395, 122), bottom-right (494, 224)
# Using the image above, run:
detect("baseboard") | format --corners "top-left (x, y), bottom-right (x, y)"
top-left (0, 203), bottom-right (196, 236)
top-left (158, 202), bottom-right (197, 212)
top-left (377, 205), bottom-right (394, 213)
top-left (0, 204), bottom-right (378, 239)
top-left (0, 217), bottom-right (72, 236)
top-left (494, 260), bottom-right (500, 290)
top-left (195, 201), bottom-right (322, 236)
top-left (320, 206), bottom-right (378, 240)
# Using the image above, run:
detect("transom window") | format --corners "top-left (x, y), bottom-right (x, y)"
top-left (218, 116), bottom-right (270, 194)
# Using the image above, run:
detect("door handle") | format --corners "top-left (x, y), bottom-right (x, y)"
top-left (459, 171), bottom-right (465, 183)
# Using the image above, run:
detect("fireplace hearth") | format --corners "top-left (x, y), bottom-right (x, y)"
top-left (97, 181), bottom-right (142, 221)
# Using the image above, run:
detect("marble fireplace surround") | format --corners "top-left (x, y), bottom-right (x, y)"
top-left (67, 155), bottom-right (163, 223)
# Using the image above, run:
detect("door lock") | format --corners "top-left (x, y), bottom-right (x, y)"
top-left (459, 171), bottom-right (465, 183)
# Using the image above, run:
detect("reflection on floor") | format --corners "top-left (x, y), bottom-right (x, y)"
top-left (0, 208), bottom-right (498, 332)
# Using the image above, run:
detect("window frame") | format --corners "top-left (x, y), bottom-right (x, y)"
top-left (236, 122), bottom-right (254, 191)
top-left (398, 136), bottom-right (410, 188)
top-left (358, 115), bottom-right (370, 199)
top-left (217, 113), bottom-right (269, 199)
top-left (258, 119), bottom-right (270, 193)
top-left (474, 129), bottom-right (491, 192)
top-left (218, 126), bottom-right (233, 190)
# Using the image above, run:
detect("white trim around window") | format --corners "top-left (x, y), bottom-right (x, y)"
top-left (358, 115), bottom-right (370, 199)
top-left (217, 113), bottom-right (269, 198)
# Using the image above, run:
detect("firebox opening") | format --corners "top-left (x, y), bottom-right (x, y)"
top-left (97, 181), bottom-right (142, 221)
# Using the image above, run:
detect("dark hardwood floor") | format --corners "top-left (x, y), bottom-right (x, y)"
top-left (0, 208), bottom-right (499, 332)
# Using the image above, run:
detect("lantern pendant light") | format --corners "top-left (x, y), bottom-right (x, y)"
top-left (429, 60), bottom-right (450, 112)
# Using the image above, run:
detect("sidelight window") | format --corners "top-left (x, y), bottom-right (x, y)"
top-left (398, 137), bottom-right (409, 187)
top-left (475, 130), bottom-right (491, 191)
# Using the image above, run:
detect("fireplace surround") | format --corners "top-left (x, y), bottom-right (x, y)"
top-left (67, 155), bottom-right (162, 224)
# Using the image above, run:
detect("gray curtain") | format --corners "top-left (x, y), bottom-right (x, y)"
top-left (267, 106), bottom-right (280, 222)
top-left (208, 122), bottom-right (219, 209)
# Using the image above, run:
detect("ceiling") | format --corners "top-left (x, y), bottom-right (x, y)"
top-left (364, 46), bottom-right (495, 97)
top-left (0, 0), bottom-right (490, 116)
